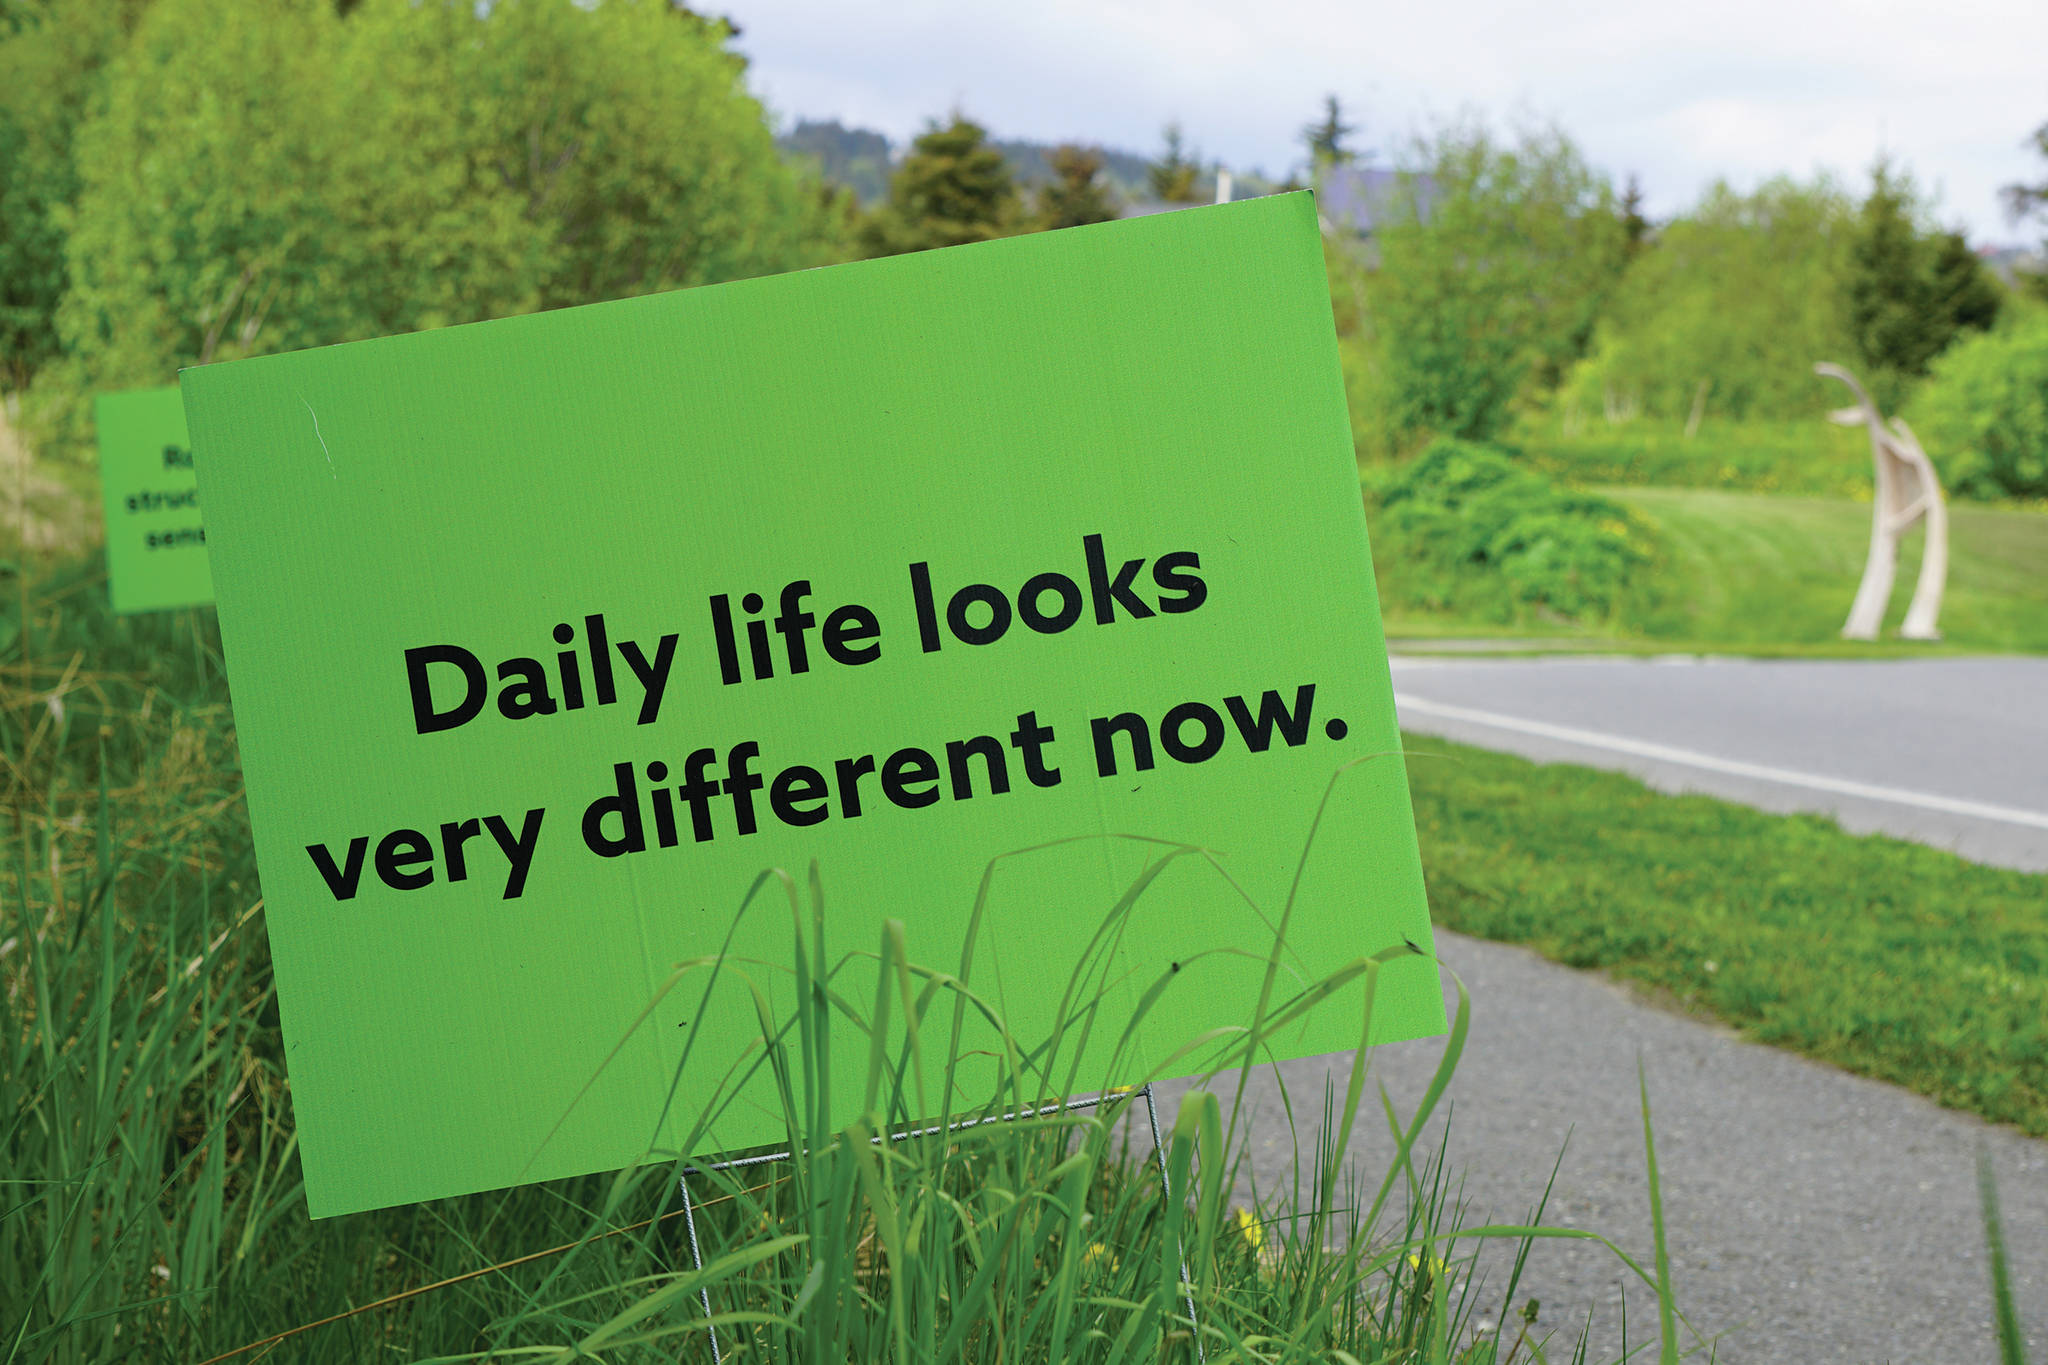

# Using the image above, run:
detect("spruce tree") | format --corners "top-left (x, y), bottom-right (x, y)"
top-left (1846, 158), bottom-right (1929, 383)
top-left (1147, 122), bottom-right (1199, 203)
top-left (2006, 118), bottom-right (2048, 297)
top-left (859, 115), bottom-right (1019, 257)
top-left (1845, 158), bottom-right (2002, 398)
top-left (1036, 143), bottom-right (1119, 230)
top-left (1619, 174), bottom-right (1650, 256)
top-left (1302, 94), bottom-right (1356, 168)
top-left (1926, 229), bottom-right (2002, 338)
top-left (2001, 120), bottom-right (2048, 237)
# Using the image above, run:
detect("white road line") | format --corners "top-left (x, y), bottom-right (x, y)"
top-left (1395, 692), bottom-right (2048, 833)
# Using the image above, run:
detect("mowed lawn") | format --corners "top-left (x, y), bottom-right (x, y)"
top-left (1405, 732), bottom-right (2048, 1134)
top-left (1616, 486), bottom-right (2048, 653)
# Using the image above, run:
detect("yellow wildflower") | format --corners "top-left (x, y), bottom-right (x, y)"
top-left (1406, 1250), bottom-right (1451, 1282)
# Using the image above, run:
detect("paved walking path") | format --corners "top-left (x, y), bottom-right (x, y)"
top-left (1160, 931), bottom-right (2047, 1363)
top-left (1153, 656), bottom-right (2048, 1357)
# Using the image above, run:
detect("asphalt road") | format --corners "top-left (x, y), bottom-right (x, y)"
top-left (1157, 931), bottom-right (2047, 1363)
top-left (1389, 654), bottom-right (2048, 872)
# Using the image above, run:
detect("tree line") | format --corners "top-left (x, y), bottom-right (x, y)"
top-left (1326, 114), bottom-right (2046, 498)
top-left (1, 0), bottom-right (841, 452)
top-left (818, 95), bottom-right (2048, 499)
top-left (4, 4), bottom-right (2045, 496)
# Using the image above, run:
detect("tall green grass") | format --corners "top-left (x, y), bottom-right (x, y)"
top-left (4, 559), bottom-right (1692, 1362)
top-left (1980, 1150), bottom-right (2033, 1365)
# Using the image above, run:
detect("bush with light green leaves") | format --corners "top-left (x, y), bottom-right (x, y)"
top-left (1907, 304), bottom-right (2048, 501)
top-left (1560, 176), bottom-right (1856, 425)
top-left (24, 0), bottom-right (841, 453)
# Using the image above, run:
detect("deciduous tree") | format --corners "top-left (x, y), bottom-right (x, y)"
top-left (52, 0), bottom-right (829, 404)
top-left (1561, 176), bottom-right (1857, 422)
top-left (1372, 122), bottom-right (1627, 442)
top-left (0, 0), bottom-right (151, 383)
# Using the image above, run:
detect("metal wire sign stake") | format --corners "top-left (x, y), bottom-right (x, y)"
top-left (678, 1082), bottom-right (1206, 1363)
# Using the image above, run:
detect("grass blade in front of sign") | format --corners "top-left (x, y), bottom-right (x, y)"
top-left (3, 576), bottom-right (1687, 1362)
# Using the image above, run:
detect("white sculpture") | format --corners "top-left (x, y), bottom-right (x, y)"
top-left (1815, 362), bottom-right (1948, 641)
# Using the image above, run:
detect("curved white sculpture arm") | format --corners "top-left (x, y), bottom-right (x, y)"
top-left (1814, 362), bottom-right (1947, 641)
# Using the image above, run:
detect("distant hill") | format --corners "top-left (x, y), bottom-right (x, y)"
top-left (777, 119), bottom-right (893, 205)
top-left (776, 118), bottom-right (1172, 208)
top-left (988, 138), bottom-right (1154, 203)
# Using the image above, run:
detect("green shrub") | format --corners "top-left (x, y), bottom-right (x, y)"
top-left (1366, 438), bottom-right (1660, 625)
top-left (1907, 308), bottom-right (2048, 500)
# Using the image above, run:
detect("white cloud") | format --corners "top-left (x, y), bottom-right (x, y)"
top-left (729, 0), bottom-right (2048, 240)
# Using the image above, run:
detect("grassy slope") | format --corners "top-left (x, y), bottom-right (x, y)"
top-left (1379, 485), bottom-right (2048, 655)
top-left (1406, 731), bottom-right (2048, 1134)
top-left (1622, 487), bottom-right (2048, 652)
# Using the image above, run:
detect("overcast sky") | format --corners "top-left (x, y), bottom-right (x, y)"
top-left (729, 0), bottom-right (2047, 245)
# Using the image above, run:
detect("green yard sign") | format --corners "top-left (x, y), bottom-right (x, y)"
top-left (180, 191), bottom-right (1441, 1219)
top-left (95, 386), bottom-right (213, 613)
